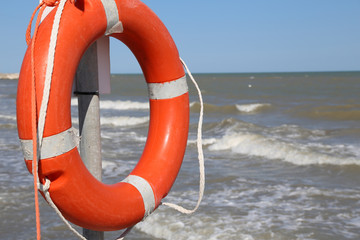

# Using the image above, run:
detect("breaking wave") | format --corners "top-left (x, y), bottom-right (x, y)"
top-left (71, 98), bottom-right (149, 110)
top-left (207, 119), bottom-right (360, 166)
top-left (236, 103), bottom-right (272, 113)
top-left (100, 116), bottom-right (149, 127)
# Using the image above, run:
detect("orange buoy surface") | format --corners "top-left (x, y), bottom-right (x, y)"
top-left (17, 0), bottom-right (189, 231)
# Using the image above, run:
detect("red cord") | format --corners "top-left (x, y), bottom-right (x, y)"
top-left (28, 2), bottom-right (54, 240)
top-left (27, 1), bottom-right (76, 238)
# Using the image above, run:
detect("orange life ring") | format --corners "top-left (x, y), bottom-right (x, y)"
top-left (17, 0), bottom-right (189, 231)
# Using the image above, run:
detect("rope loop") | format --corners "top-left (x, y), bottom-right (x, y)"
top-left (25, 0), bottom-right (71, 45)
top-left (25, 1), bottom-right (58, 46)
top-left (162, 58), bottom-right (205, 215)
top-left (43, 0), bottom-right (60, 7)
top-left (43, 0), bottom-right (60, 6)
top-left (26, 4), bottom-right (43, 45)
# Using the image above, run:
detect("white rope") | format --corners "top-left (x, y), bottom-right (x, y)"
top-left (37, 0), bottom-right (65, 149)
top-left (41, 179), bottom-right (87, 240)
top-left (34, 1), bottom-right (87, 239)
top-left (162, 58), bottom-right (205, 214)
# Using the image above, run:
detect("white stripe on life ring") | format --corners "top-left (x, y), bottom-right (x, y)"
top-left (148, 76), bottom-right (188, 100)
top-left (122, 175), bottom-right (156, 219)
top-left (100, 0), bottom-right (123, 35)
top-left (20, 128), bottom-right (79, 160)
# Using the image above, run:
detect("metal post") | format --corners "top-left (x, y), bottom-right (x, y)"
top-left (75, 41), bottom-right (104, 240)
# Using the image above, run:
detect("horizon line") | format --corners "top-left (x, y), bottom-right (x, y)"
top-left (110, 70), bottom-right (360, 75)
top-left (2, 70), bottom-right (360, 77)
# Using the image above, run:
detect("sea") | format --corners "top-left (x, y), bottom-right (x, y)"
top-left (1, 72), bottom-right (360, 240)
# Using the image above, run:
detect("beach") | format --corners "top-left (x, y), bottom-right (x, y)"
top-left (1, 72), bottom-right (360, 239)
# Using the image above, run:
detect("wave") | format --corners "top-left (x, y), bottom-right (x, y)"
top-left (71, 98), bottom-right (149, 110)
top-left (135, 207), bottom-right (252, 240)
top-left (70, 98), bottom-right (149, 127)
top-left (71, 115), bottom-right (149, 127)
top-left (0, 123), bottom-right (17, 130)
top-left (190, 102), bottom-right (272, 114)
top-left (100, 116), bottom-right (149, 127)
top-left (207, 120), bottom-right (360, 166)
top-left (100, 100), bottom-right (149, 110)
top-left (236, 103), bottom-right (272, 114)
top-left (0, 73), bottom-right (19, 80)
top-left (293, 104), bottom-right (360, 121)
top-left (0, 114), bottom-right (16, 121)
top-left (190, 102), bottom-right (236, 113)
top-left (187, 137), bottom-right (217, 146)
top-left (71, 98), bottom-right (272, 115)
top-left (134, 176), bottom-right (360, 240)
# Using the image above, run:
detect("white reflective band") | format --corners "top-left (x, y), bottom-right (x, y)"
top-left (20, 128), bottom-right (79, 160)
top-left (148, 76), bottom-right (188, 100)
top-left (122, 175), bottom-right (156, 219)
top-left (100, 0), bottom-right (123, 35)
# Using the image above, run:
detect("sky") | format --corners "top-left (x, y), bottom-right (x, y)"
top-left (0, 0), bottom-right (359, 74)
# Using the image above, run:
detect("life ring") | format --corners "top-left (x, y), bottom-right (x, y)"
top-left (17, 0), bottom-right (189, 231)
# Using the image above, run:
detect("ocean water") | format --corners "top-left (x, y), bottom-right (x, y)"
top-left (1, 72), bottom-right (360, 239)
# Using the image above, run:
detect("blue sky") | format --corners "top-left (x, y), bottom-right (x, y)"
top-left (1, 0), bottom-right (359, 73)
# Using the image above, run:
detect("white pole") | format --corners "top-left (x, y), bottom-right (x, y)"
top-left (75, 41), bottom-right (105, 240)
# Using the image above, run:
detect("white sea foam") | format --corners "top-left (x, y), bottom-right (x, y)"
top-left (101, 116), bottom-right (149, 127)
top-left (189, 102), bottom-right (197, 108)
top-left (187, 137), bottom-right (216, 146)
top-left (70, 98), bottom-right (77, 106)
top-left (236, 103), bottom-right (271, 113)
top-left (100, 100), bottom-right (149, 110)
top-left (101, 159), bottom-right (141, 185)
top-left (71, 98), bottom-right (149, 110)
top-left (230, 181), bottom-right (360, 238)
top-left (271, 124), bottom-right (327, 140)
top-left (0, 114), bottom-right (16, 121)
top-left (102, 160), bottom-right (117, 169)
top-left (134, 178), bottom-right (360, 240)
top-left (136, 210), bottom-right (250, 240)
top-left (208, 131), bottom-right (360, 165)
top-left (71, 115), bottom-right (148, 128)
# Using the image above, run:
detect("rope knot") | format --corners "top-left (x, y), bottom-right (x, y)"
top-left (42, 0), bottom-right (60, 7)
top-left (38, 178), bottom-right (51, 192)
